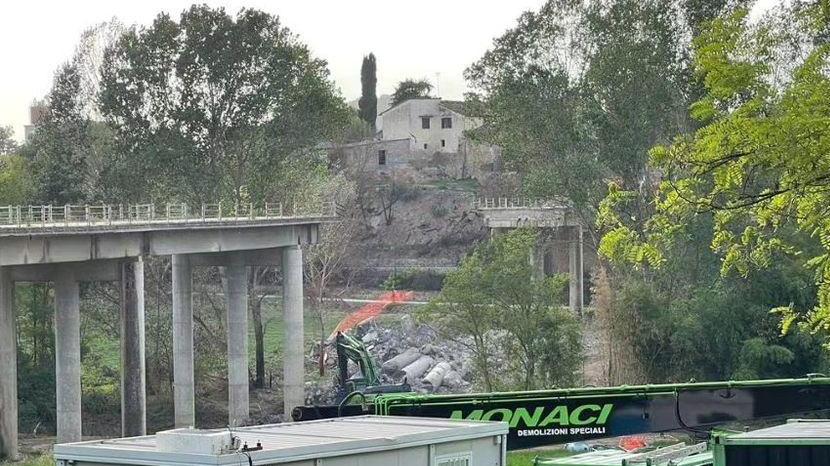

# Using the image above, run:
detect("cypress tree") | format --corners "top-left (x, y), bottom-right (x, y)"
top-left (358, 53), bottom-right (377, 130)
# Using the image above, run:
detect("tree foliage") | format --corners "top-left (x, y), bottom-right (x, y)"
top-left (0, 126), bottom-right (18, 155)
top-left (0, 155), bottom-right (35, 204)
top-left (598, 2), bottom-right (830, 343)
top-left (99, 5), bottom-right (349, 203)
top-left (358, 53), bottom-right (378, 130)
top-left (390, 78), bottom-right (433, 107)
top-left (465, 0), bottom-right (737, 240)
top-left (424, 229), bottom-right (580, 391)
top-left (23, 20), bottom-right (127, 204)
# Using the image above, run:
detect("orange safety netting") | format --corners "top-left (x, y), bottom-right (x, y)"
top-left (618, 436), bottom-right (648, 452)
top-left (328, 290), bottom-right (415, 341)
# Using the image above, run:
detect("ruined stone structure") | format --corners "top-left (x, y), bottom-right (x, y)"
top-left (475, 198), bottom-right (584, 313)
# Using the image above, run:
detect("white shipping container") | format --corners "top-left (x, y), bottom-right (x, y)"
top-left (54, 416), bottom-right (509, 466)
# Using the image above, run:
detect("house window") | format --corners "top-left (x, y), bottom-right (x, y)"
top-left (421, 117), bottom-right (431, 129)
top-left (441, 139), bottom-right (446, 147)
top-left (441, 117), bottom-right (452, 129)
top-left (423, 143), bottom-right (428, 150)
top-left (378, 150), bottom-right (386, 165)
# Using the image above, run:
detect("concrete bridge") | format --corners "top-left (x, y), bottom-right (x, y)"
top-left (474, 198), bottom-right (584, 313)
top-left (0, 202), bottom-right (332, 460)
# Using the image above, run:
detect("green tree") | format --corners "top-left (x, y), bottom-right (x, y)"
top-left (598, 3), bottom-right (830, 342)
top-left (23, 20), bottom-right (125, 204)
top-left (0, 126), bottom-right (17, 155)
top-left (24, 63), bottom-right (94, 204)
top-left (358, 53), bottom-right (378, 130)
top-left (465, 0), bottom-right (723, 243)
top-left (390, 78), bottom-right (433, 107)
top-left (423, 229), bottom-right (580, 391)
top-left (0, 155), bottom-right (35, 204)
top-left (99, 5), bottom-right (350, 204)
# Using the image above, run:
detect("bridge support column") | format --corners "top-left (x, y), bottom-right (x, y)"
top-left (225, 262), bottom-right (249, 426)
top-left (172, 254), bottom-right (195, 428)
top-left (55, 270), bottom-right (82, 444)
top-left (569, 226), bottom-right (584, 314)
top-left (120, 259), bottom-right (146, 437)
top-left (0, 268), bottom-right (18, 460)
top-left (282, 245), bottom-right (304, 415)
top-left (530, 241), bottom-right (546, 281)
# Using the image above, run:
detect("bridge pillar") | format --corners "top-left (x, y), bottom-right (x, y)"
top-left (569, 226), bottom-right (584, 314)
top-left (120, 258), bottom-right (146, 437)
top-left (0, 268), bottom-right (18, 460)
top-left (55, 270), bottom-right (82, 444)
top-left (282, 245), bottom-right (304, 415)
top-left (172, 254), bottom-right (195, 428)
top-left (225, 261), bottom-right (249, 426)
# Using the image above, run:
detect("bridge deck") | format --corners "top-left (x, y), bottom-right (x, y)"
top-left (0, 203), bottom-right (335, 236)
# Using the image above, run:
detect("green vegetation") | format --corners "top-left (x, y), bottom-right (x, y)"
top-left (358, 53), bottom-right (378, 129)
top-left (425, 178), bottom-right (480, 192)
top-left (9, 454), bottom-right (54, 466)
top-left (508, 450), bottom-right (571, 466)
top-left (0, 155), bottom-right (35, 204)
top-left (425, 229), bottom-right (581, 391)
top-left (0, 125), bottom-right (18, 155)
top-left (465, 0), bottom-right (830, 385)
top-left (598, 3), bottom-right (830, 345)
top-left (390, 78), bottom-right (433, 107)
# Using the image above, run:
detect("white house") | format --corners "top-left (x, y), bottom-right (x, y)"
top-left (331, 98), bottom-right (499, 180)
top-left (378, 98), bottom-right (480, 153)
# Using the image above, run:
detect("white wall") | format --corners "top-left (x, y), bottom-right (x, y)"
top-left (380, 99), bottom-right (472, 154)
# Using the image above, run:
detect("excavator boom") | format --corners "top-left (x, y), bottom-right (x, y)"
top-left (294, 377), bottom-right (830, 450)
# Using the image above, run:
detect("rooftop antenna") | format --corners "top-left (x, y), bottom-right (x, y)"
top-left (435, 72), bottom-right (441, 98)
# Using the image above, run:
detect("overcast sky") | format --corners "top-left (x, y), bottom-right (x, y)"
top-left (0, 0), bottom-right (780, 141)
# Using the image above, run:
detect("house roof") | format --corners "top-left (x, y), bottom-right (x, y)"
top-left (378, 98), bottom-right (471, 117)
top-left (438, 100), bottom-right (467, 115)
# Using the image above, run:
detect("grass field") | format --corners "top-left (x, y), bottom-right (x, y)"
top-left (5, 455), bottom-right (51, 466)
top-left (508, 450), bottom-right (571, 466)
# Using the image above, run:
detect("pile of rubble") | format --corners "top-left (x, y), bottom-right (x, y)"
top-left (360, 315), bottom-right (473, 393)
top-left (305, 315), bottom-right (475, 404)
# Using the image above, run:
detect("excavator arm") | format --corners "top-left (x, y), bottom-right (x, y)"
top-left (294, 376), bottom-right (830, 451)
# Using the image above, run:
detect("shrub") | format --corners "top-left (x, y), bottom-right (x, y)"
top-left (431, 204), bottom-right (449, 218)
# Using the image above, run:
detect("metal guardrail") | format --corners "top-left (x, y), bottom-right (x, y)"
top-left (0, 201), bottom-right (336, 232)
top-left (473, 198), bottom-right (570, 210)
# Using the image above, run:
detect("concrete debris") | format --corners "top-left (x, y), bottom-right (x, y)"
top-left (361, 331), bottom-right (379, 344)
top-left (401, 355), bottom-right (434, 380)
top-left (305, 317), bottom-right (475, 406)
top-left (382, 347), bottom-right (422, 374)
top-left (423, 362), bottom-right (452, 390)
top-left (443, 370), bottom-right (464, 389)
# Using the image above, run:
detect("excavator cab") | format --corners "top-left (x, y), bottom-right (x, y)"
top-left (334, 332), bottom-right (411, 400)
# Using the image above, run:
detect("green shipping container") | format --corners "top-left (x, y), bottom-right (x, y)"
top-left (534, 443), bottom-right (713, 466)
top-left (713, 419), bottom-right (830, 466)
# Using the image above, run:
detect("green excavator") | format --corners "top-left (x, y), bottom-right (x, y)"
top-left (333, 331), bottom-right (410, 397)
